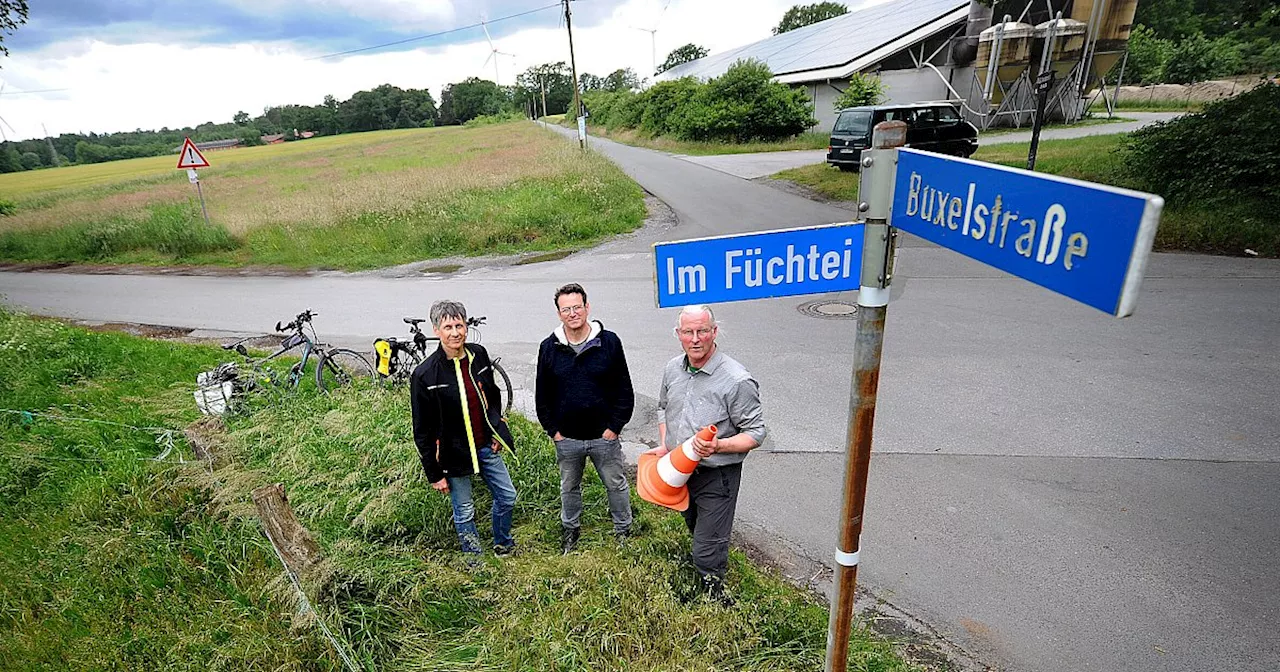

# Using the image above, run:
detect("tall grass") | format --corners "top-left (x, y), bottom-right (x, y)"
top-left (0, 310), bottom-right (919, 671)
top-left (0, 310), bottom-right (331, 669)
top-left (0, 123), bottom-right (646, 270)
top-left (0, 201), bottom-right (239, 262)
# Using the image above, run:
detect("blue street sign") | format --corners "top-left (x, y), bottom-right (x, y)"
top-left (891, 148), bottom-right (1163, 317)
top-left (653, 223), bottom-right (864, 308)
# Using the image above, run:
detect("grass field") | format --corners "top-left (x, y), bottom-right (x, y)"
top-left (772, 134), bottom-right (1278, 257)
top-left (0, 123), bottom-right (645, 270)
top-left (0, 308), bottom-right (921, 671)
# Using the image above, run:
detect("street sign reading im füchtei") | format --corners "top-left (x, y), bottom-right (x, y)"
top-left (652, 222), bottom-right (864, 308)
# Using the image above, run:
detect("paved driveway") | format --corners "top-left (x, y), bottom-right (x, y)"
top-left (4, 119), bottom-right (1278, 672)
top-left (678, 112), bottom-right (1183, 179)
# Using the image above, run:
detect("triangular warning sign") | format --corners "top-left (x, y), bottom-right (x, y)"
top-left (176, 137), bottom-right (211, 169)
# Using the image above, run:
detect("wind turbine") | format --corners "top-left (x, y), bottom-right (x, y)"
top-left (630, 26), bottom-right (658, 76)
top-left (480, 18), bottom-right (515, 85)
top-left (631, 0), bottom-right (672, 76)
top-left (0, 83), bottom-right (18, 142)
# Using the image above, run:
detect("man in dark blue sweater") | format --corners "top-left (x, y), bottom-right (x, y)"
top-left (536, 283), bottom-right (636, 553)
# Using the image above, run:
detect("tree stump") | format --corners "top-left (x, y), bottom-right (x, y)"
top-left (252, 483), bottom-right (322, 575)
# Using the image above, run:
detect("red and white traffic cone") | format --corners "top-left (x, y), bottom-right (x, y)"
top-left (637, 425), bottom-right (717, 511)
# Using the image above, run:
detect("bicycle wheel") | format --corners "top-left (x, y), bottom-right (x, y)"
top-left (392, 348), bottom-right (423, 383)
top-left (492, 359), bottom-right (514, 416)
top-left (316, 348), bottom-right (376, 391)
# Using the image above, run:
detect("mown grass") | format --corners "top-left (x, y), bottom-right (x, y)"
top-left (771, 134), bottom-right (1278, 257)
top-left (578, 122), bottom-right (830, 156)
top-left (977, 115), bottom-right (1132, 136)
top-left (0, 309), bottom-right (919, 671)
top-left (0, 123), bottom-right (645, 270)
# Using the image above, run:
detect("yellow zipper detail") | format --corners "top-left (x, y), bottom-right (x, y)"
top-left (453, 357), bottom-right (480, 473)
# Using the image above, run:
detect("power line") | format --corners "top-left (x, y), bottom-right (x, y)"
top-left (0, 87), bottom-right (70, 96)
top-left (307, 2), bottom-right (562, 61)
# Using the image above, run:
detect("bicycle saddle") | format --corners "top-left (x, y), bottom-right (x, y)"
top-left (403, 317), bottom-right (427, 325)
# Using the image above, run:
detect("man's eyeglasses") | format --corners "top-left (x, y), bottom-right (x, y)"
top-left (676, 327), bottom-right (714, 339)
top-left (559, 304), bottom-right (586, 315)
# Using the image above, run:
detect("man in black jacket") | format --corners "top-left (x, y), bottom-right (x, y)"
top-left (536, 283), bottom-right (636, 553)
top-left (411, 300), bottom-right (518, 558)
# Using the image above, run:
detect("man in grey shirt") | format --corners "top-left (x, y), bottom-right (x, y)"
top-left (657, 304), bottom-right (766, 603)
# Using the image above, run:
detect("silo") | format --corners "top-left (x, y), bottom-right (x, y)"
top-left (1072, 0), bottom-right (1140, 83)
top-left (976, 20), bottom-right (1036, 103)
top-left (1035, 16), bottom-right (1088, 81)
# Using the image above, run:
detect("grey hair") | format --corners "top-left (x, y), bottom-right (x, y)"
top-left (675, 304), bottom-right (716, 327)
top-left (429, 300), bottom-right (467, 328)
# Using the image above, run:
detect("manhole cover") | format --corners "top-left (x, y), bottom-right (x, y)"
top-left (797, 299), bottom-right (858, 320)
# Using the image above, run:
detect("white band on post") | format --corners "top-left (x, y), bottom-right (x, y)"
top-left (834, 548), bottom-right (860, 567)
top-left (858, 285), bottom-right (890, 308)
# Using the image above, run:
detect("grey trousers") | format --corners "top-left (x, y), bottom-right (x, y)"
top-left (681, 462), bottom-right (743, 581)
top-left (555, 437), bottom-right (634, 532)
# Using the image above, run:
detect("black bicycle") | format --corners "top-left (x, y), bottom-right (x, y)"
top-left (373, 315), bottom-right (514, 414)
top-left (222, 310), bottom-right (376, 392)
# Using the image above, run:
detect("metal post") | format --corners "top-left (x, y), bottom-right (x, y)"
top-left (195, 179), bottom-right (211, 228)
top-left (1028, 69), bottom-right (1055, 170)
top-left (1112, 48), bottom-right (1129, 116)
top-left (824, 120), bottom-right (906, 672)
top-left (563, 0), bottom-right (585, 150)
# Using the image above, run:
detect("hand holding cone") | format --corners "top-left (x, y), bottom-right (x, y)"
top-left (637, 425), bottom-right (717, 511)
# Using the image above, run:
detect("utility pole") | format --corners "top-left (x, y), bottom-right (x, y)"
top-left (541, 78), bottom-right (549, 128)
top-left (562, 0), bottom-right (584, 149)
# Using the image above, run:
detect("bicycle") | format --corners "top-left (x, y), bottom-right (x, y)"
top-left (222, 309), bottom-right (376, 392)
top-left (373, 315), bottom-right (514, 415)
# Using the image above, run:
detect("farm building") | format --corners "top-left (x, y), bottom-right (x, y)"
top-left (657, 0), bottom-right (1139, 130)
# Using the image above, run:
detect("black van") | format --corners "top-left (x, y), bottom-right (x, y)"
top-left (827, 103), bottom-right (978, 171)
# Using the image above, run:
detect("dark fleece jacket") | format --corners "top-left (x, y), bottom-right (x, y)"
top-left (535, 320), bottom-right (635, 440)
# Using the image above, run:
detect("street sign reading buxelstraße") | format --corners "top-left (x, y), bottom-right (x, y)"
top-left (891, 148), bottom-right (1163, 317)
top-left (653, 223), bottom-right (864, 308)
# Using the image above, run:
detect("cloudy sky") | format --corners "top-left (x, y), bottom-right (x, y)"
top-left (0, 0), bottom-right (821, 141)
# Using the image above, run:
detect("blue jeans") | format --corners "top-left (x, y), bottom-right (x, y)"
top-left (446, 445), bottom-right (518, 553)
top-left (555, 437), bottom-right (633, 533)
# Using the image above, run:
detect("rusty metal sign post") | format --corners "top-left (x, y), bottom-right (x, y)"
top-left (824, 120), bottom-right (906, 672)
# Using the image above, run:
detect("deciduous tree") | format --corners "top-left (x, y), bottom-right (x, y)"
top-left (658, 44), bottom-right (709, 73)
top-left (773, 2), bottom-right (847, 35)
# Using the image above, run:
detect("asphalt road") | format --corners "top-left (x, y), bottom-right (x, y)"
top-left (3, 122), bottom-right (1278, 672)
top-left (678, 112), bottom-right (1183, 179)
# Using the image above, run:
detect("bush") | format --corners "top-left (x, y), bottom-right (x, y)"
top-left (670, 60), bottom-right (816, 143)
top-left (833, 72), bottom-right (885, 110)
top-left (462, 110), bottom-right (523, 127)
top-left (1124, 82), bottom-right (1280, 207)
top-left (638, 78), bottom-right (702, 136)
top-left (1163, 34), bottom-right (1243, 84)
top-left (0, 198), bottom-right (16, 216)
top-left (1126, 24), bottom-right (1174, 84)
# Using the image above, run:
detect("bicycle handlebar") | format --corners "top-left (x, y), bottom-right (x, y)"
top-left (276, 310), bottom-right (316, 333)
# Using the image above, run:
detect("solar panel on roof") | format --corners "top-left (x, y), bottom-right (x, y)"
top-left (661, 0), bottom-right (967, 80)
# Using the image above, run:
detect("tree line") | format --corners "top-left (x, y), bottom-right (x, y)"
top-left (0, 40), bottom-right (718, 174)
top-left (1124, 0), bottom-right (1279, 84)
